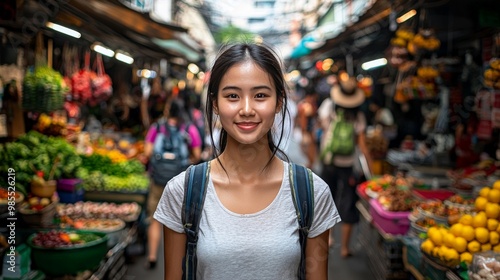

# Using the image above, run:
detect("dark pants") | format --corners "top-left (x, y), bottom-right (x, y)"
top-left (321, 164), bottom-right (359, 224)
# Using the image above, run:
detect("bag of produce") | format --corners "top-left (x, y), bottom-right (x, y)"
top-left (90, 54), bottom-right (112, 106)
top-left (468, 251), bottom-right (500, 280)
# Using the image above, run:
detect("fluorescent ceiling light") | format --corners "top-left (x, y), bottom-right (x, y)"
top-left (46, 22), bottom-right (81, 38)
top-left (397, 10), bottom-right (417, 23)
top-left (115, 51), bottom-right (134, 64)
top-left (92, 44), bottom-right (115, 57)
top-left (361, 58), bottom-right (387, 70)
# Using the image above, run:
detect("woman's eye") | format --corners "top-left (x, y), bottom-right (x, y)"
top-left (255, 93), bottom-right (267, 98)
top-left (226, 94), bottom-right (238, 99)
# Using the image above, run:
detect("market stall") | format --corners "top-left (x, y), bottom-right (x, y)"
top-left (356, 159), bottom-right (500, 280)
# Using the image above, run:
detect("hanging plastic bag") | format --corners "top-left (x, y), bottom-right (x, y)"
top-left (90, 53), bottom-right (113, 106)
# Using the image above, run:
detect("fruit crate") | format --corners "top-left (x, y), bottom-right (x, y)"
top-left (421, 253), bottom-right (449, 280)
top-left (364, 224), bottom-right (408, 279)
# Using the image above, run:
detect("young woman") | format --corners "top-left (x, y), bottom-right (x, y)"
top-left (154, 43), bottom-right (340, 279)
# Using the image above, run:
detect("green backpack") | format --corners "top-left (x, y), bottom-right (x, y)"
top-left (320, 109), bottom-right (355, 164)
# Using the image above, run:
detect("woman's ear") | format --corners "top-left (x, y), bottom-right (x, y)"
top-left (275, 93), bottom-right (284, 113)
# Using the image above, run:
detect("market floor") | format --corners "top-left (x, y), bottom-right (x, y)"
top-left (124, 224), bottom-right (373, 279)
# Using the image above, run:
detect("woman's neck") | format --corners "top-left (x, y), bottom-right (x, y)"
top-left (217, 137), bottom-right (278, 178)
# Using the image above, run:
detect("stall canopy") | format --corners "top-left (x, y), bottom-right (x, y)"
top-left (1, 0), bottom-right (204, 64)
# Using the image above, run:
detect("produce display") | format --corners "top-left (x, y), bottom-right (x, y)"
top-left (0, 130), bottom-right (149, 193)
top-left (56, 201), bottom-right (140, 221)
top-left (30, 230), bottom-right (102, 248)
top-left (469, 251), bottom-right (500, 279)
top-left (483, 58), bottom-right (500, 89)
top-left (420, 182), bottom-right (500, 268)
top-left (377, 186), bottom-right (418, 212)
top-left (0, 131), bottom-right (81, 193)
top-left (59, 217), bottom-right (125, 233)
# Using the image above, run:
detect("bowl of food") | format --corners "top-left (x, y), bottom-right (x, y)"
top-left (27, 230), bottom-right (108, 276)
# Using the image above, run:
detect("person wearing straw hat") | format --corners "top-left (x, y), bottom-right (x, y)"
top-left (318, 74), bottom-right (373, 257)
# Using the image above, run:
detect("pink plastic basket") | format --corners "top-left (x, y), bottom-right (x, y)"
top-left (369, 199), bottom-right (410, 235)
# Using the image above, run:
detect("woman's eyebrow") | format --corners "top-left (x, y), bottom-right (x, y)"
top-left (221, 85), bottom-right (272, 91)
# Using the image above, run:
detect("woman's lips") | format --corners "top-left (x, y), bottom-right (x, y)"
top-left (236, 122), bottom-right (259, 131)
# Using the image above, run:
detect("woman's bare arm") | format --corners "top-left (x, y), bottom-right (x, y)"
top-left (305, 230), bottom-right (330, 280)
top-left (163, 226), bottom-right (186, 280)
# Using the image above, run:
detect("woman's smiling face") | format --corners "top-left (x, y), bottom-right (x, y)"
top-left (215, 60), bottom-right (280, 146)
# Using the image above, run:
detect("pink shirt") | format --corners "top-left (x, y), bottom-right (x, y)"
top-left (145, 123), bottom-right (202, 149)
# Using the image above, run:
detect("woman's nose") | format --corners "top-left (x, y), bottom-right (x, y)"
top-left (240, 97), bottom-right (255, 116)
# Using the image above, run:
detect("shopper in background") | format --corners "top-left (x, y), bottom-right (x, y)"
top-left (318, 74), bottom-right (373, 257)
top-left (296, 85), bottom-right (319, 169)
top-left (142, 98), bottom-right (202, 269)
top-left (154, 43), bottom-right (340, 279)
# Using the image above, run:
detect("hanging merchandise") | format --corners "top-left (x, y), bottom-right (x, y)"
top-left (90, 54), bottom-right (113, 106)
top-left (483, 58), bottom-right (500, 89)
top-left (22, 66), bottom-right (66, 113)
top-left (394, 66), bottom-right (440, 103)
top-left (71, 51), bottom-right (93, 104)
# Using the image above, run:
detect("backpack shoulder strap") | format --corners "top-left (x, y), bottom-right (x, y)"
top-left (181, 161), bottom-right (210, 280)
top-left (288, 162), bottom-right (314, 280)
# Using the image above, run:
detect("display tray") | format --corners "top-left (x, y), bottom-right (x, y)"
top-left (370, 199), bottom-right (410, 235)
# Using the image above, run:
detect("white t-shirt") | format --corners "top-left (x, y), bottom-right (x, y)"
top-left (154, 161), bottom-right (340, 280)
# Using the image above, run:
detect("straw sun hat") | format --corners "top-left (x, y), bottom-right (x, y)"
top-left (330, 77), bottom-right (365, 108)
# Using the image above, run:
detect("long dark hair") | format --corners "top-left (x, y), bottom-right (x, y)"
top-left (205, 43), bottom-right (289, 167)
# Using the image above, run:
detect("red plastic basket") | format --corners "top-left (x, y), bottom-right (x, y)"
top-left (369, 199), bottom-right (410, 235)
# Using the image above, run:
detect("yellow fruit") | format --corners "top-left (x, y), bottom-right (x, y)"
top-left (468, 240), bottom-right (481, 254)
top-left (459, 214), bottom-right (473, 226)
top-left (473, 213), bottom-right (488, 228)
top-left (494, 244), bottom-right (500, 253)
top-left (460, 252), bottom-right (473, 264)
top-left (488, 189), bottom-right (500, 203)
top-left (443, 233), bottom-right (455, 248)
top-left (461, 225), bottom-right (475, 241)
top-left (493, 180), bottom-right (500, 190)
top-left (444, 248), bottom-right (460, 265)
top-left (485, 203), bottom-right (500, 219)
top-left (475, 197), bottom-right (489, 211)
top-left (480, 187), bottom-right (491, 198)
top-left (427, 227), bottom-right (439, 238)
top-left (475, 227), bottom-right (489, 243)
top-left (450, 223), bottom-right (463, 237)
top-left (490, 231), bottom-right (500, 245)
top-left (421, 239), bottom-right (435, 255)
top-left (481, 243), bottom-right (492, 252)
top-left (439, 228), bottom-right (449, 237)
top-left (432, 246), bottom-right (441, 257)
top-left (488, 219), bottom-right (499, 231)
top-left (430, 230), bottom-right (443, 246)
top-left (438, 246), bottom-right (449, 260)
top-left (453, 236), bottom-right (467, 253)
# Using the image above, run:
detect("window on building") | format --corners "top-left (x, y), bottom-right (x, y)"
top-left (254, 1), bottom-right (275, 8)
top-left (248, 17), bottom-right (266, 24)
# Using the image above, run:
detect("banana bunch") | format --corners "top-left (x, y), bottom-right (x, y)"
top-left (417, 66), bottom-right (440, 80)
top-left (484, 59), bottom-right (500, 89)
top-left (391, 28), bottom-right (415, 48)
top-left (412, 33), bottom-right (440, 51)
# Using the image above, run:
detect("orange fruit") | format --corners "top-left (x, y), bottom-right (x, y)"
top-left (460, 252), bottom-right (473, 264)
top-left (488, 219), bottom-right (499, 231)
top-left (473, 213), bottom-right (488, 228)
top-left (475, 197), bottom-right (488, 211)
top-left (493, 180), bottom-right (500, 190)
top-left (459, 214), bottom-right (473, 226)
top-left (475, 227), bottom-right (489, 243)
top-left (468, 240), bottom-right (481, 254)
top-left (481, 243), bottom-right (492, 252)
top-left (480, 187), bottom-right (491, 198)
top-left (450, 223), bottom-right (463, 237)
top-left (453, 236), bottom-right (467, 253)
top-left (485, 203), bottom-right (500, 219)
top-left (490, 231), bottom-right (500, 245)
top-left (461, 225), bottom-right (475, 241)
top-left (443, 233), bottom-right (456, 248)
top-left (488, 189), bottom-right (500, 203)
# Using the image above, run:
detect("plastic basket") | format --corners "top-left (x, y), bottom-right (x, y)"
top-left (370, 199), bottom-right (410, 235)
top-left (57, 189), bottom-right (85, 204)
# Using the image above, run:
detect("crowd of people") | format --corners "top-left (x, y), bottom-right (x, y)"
top-left (140, 42), bottom-right (377, 279)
